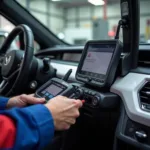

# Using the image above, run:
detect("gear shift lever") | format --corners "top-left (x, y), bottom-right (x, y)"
top-left (43, 58), bottom-right (50, 73)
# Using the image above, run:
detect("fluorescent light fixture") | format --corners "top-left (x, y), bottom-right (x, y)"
top-left (88, 0), bottom-right (105, 6)
top-left (51, 0), bottom-right (61, 1)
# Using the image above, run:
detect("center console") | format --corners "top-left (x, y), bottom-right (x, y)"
top-left (35, 39), bottom-right (122, 111)
top-left (36, 40), bottom-right (122, 150)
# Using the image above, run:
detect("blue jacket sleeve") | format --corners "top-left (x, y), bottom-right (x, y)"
top-left (0, 96), bottom-right (9, 110)
top-left (0, 104), bottom-right (54, 150)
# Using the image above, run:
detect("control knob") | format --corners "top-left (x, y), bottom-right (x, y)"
top-left (92, 95), bottom-right (100, 107)
top-left (74, 88), bottom-right (84, 99)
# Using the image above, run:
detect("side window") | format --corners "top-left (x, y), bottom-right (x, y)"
top-left (0, 15), bottom-right (18, 49)
top-left (0, 15), bottom-right (40, 52)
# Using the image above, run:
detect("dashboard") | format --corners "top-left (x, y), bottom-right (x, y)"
top-left (35, 43), bottom-right (150, 150)
top-left (36, 39), bottom-right (121, 102)
top-left (36, 44), bottom-right (150, 81)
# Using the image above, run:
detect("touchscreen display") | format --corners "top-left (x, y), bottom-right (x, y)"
top-left (39, 83), bottom-right (65, 100)
top-left (81, 44), bottom-right (115, 75)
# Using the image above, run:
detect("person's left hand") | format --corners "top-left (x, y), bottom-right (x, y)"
top-left (7, 94), bottom-right (46, 109)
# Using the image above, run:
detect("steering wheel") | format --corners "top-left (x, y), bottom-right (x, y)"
top-left (0, 24), bottom-right (34, 96)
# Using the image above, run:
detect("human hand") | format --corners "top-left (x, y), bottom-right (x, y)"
top-left (7, 94), bottom-right (45, 109)
top-left (45, 95), bottom-right (83, 131)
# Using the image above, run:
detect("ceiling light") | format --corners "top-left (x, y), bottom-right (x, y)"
top-left (51, 0), bottom-right (61, 1)
top-left (88, 0), bottom-right (105, 6)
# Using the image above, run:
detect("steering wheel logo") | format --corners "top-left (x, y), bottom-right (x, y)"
top-left (4, 56), bottom-right (11, 66)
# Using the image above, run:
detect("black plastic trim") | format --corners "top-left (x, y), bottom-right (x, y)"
top-left (35, 46), bottom-right (84, 56)
top-left (114, 104), bottom-right (150, 150)
top-left (35, 44), bottom-right (149, 57)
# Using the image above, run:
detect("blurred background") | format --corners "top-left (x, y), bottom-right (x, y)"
top-left (0, 0), bottom-right (150, 46)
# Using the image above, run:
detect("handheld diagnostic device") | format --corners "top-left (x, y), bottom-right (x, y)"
top-left (35, 78), bottom-right (74, 101)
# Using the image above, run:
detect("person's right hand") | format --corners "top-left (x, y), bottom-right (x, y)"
top-left (45, 95), bottom-right (83, 131)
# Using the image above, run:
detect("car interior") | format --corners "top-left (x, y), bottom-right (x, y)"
top-left (0, 0), bottom-right (150, 150)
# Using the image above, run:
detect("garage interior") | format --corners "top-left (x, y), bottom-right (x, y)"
top-left (0, 0), bottom-right (150, 45)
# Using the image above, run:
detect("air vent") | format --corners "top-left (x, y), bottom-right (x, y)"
top-left (139, 82), bottom-right (150, 111)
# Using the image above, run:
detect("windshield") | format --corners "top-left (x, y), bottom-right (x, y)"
top-left (16, 0), bottom-right (150, 45)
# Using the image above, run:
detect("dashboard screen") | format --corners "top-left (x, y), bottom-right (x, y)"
top-left (38, 83), bottom-right (65, 100)
top-left (81, 44), bottom-right (115, 76)
top-left (76, 40), bottom-right (122, 87)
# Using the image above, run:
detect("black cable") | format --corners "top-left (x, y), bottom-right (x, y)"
top-left (115, 20), bottom-right (121, 39)
top-left (115, 20), bottom-right (122, 39)
top-left (115, 19), bottom-right (127, 40)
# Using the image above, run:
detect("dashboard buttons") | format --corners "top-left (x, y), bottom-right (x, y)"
top-left (135, 130), bottom-right (147, 142)
top-left (92, 96), bottom-right (100, 107)
top-left (74, 88), bottom-right (101, 107)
